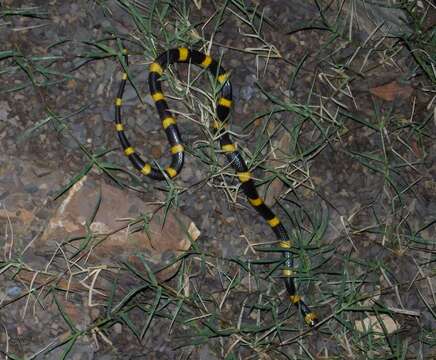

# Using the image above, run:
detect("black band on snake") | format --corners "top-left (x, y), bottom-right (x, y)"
top-left (114, 47), bottom-right (318, 327)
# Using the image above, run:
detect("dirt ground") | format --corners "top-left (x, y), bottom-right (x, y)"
top-left (0, 0), bottom-right (435, 359)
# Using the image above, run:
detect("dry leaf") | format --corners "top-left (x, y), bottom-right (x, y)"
top-left (369, 81), bottom-right (413, 101)
top-left (355, 315), bottom-right (400, 338)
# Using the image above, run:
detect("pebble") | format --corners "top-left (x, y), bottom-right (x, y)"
top-left (113, 323), bottom-right (123, 334)
top-left (24, 184), bottom-right (39, 194)
top-left (180, 164), bottom-right (194, 182)
top-left (6, 286), bottom-right (22, 297)
top-left (240, 74), bottom-right (257, 101)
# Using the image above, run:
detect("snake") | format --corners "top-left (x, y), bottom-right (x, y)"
top-left (114, 47), bottom-right (317, 327)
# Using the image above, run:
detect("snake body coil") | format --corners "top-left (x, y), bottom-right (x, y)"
top-left (114, 47), bottom-right (317, 326)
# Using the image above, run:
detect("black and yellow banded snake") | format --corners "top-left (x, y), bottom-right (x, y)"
top-left (114, 47), bottom-right (318, 327)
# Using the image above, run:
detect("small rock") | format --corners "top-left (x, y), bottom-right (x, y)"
top-left (21, 175), bottom-right (200, 297)
top-left (6, 286), bottom-right (22, 297)
top-left (113, 323), bottom-right (123, 334)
